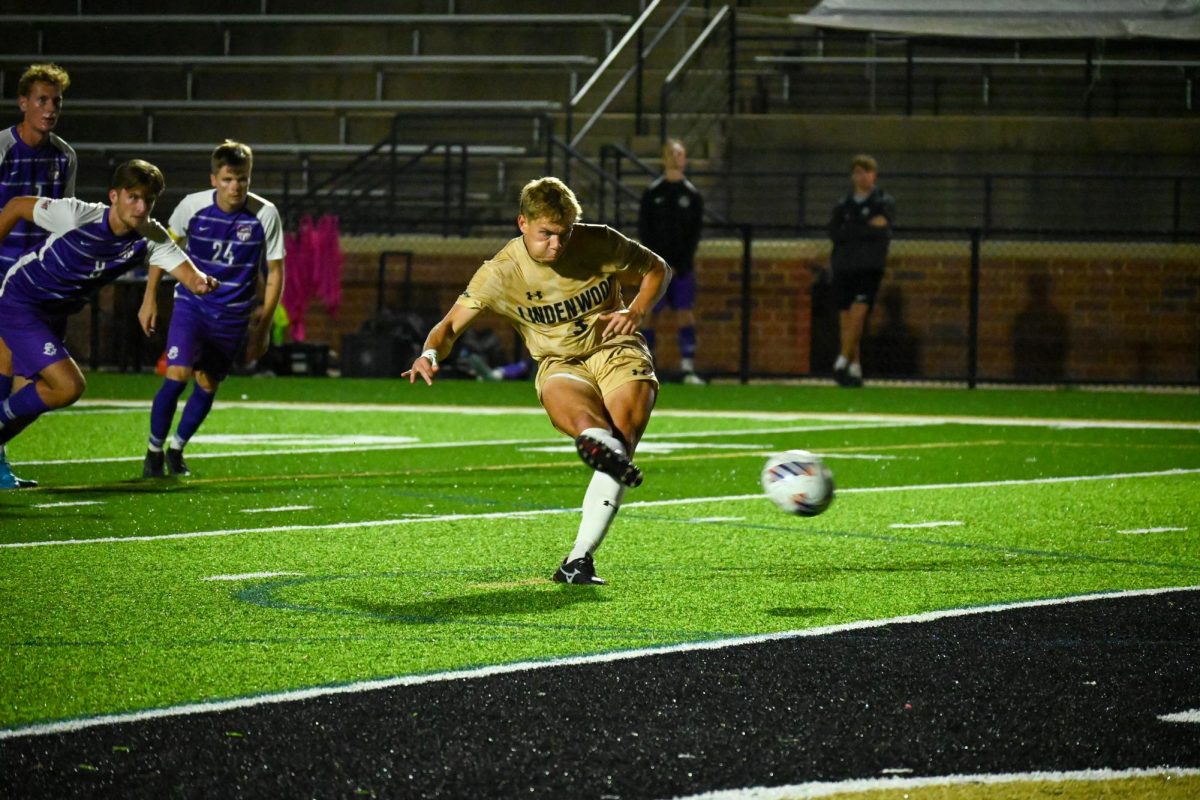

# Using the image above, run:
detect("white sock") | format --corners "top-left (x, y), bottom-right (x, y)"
top-left (147, 442), bottom-right (164, 454)
top-left (680, 357), bottom-right (695, 373)
top-left (568, 471), bottom-right (626, 561)
top-left (834, 355), bottom-right (848, 370)
top-left (169, 435), bottom-right (186, 451)
top-left (848, 362), bottom-right (862, 378)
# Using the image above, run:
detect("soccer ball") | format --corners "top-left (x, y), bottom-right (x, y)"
top-left (761, 450), bottom-right (835, 516)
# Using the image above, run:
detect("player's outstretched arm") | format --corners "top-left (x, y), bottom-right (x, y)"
top-left (171, 258), bottom-right (219, 296)
top-left (403, 303), bottom-right (481, 386)
top-left (138, 265), bottom-right (165, 336)
top-left (0, 197), bottom-right (39, 241)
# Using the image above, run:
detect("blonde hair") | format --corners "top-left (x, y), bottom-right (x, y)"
top-left (519, 177), bottom-right (582, 226)
top-left (662, 138), bottom-right (685, 162)
top-left (19, 63), bottom-right (71, 96)
top-left (851, 154), bottom-right (878, 173)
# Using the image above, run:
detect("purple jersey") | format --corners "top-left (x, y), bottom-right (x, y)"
top-left (169, 190), bottom-right (284, 323)
top-left (0, 126), bottom-right (77, 271)
top-left (0, 197), bottom-right (189, 315)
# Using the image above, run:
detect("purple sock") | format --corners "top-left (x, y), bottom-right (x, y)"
top-left (0, 374), bottom-right (12, 402)
top-left (150, 378), bottom-right (188, 448)
top-left (0, 382), bottom-right (51, 444)
top-left (499, 360), bottom-right (531, 380)
top-left (174, 385), bottom-right (215, 446)
top-left (678, 326), bottom-right (697, 360)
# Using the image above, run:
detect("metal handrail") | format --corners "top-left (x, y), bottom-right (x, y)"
top-left (4, 13), bottom-right (631, 25)
top-left (756, 55), bottom-right (1200, 69)
top-left (659, 5), bottom-right (732, 143)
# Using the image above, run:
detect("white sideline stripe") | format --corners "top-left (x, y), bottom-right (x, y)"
top-left (14, 421), bottom-right (919, 467)
top-left (890, 521), bottom-right (963, 529)
top-left (239, 506), bottom-right (314, 514)
top-left (31, 501), bottom-right (103, 509)
top-left (3, 467), bottom-right (1198, 550)
top-left (202, 572), bottom-right (302, 582)
top-left (66, 398), bottom-right (1200, 430)
top-left (1, 585), bottom-right (1195, 741)
top-left (1160, 708), bottom-right (1200, 724)
top-left (669, 767), bottom-right (1200, 800)
top-left (1120, 526), bottom-right (1188, 535)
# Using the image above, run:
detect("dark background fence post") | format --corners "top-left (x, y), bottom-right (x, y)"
top-left (968, 227), bottom-right (982, 389)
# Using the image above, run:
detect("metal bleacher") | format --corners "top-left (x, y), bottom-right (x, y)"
top-left (0, 7), bottom-right (637, 213)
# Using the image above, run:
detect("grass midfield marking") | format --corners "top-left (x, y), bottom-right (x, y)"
top-left (2, 586), bottom-right (1196, 741)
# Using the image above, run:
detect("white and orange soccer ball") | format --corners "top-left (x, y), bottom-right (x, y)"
top-left (761, 450), bottom-right (835, 516)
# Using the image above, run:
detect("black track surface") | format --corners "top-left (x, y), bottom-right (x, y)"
top-left (4, 591), bottom-right (1199, 799)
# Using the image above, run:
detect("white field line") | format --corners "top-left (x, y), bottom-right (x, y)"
top-left (1, 585), bottom-right (1196, 741)
top-left (63, 398), bottom-right (1200, 431)
top-left (889, 521), bottom-right (964, 530)
top-left (201, 572), bottom-right (302, 582)
top-left (1119, 526), bottom-right (1188, 535)
top-left (31, 501), bottom-right (103, 509)
top-left (1160, 708), bottom-right (1200, 724)
top-left (239, 506), bottom-right (315, 514)
top-left (16, 421), bottom-right (916, 467)
top-left (3, 467), bottom-right (1197, 550)
top-left (669, 766), bottom-right (1200, 800)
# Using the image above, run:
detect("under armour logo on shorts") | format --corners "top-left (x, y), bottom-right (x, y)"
top-left (43, 342), bottom-right (57, 356)
top-left (168, 346), bottom-right (179, 359)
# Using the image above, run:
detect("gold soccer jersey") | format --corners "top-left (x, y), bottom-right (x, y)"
top-left (456, 224), bottom-right (659, 361)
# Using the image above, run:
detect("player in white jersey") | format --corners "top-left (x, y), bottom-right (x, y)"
top-left (405, 177), bottom-right (672, 585)
top-left (0, 160), bottom-right (218, 483)
top-left (0, 63), bottom-right (77, 488)
top-left (138, 141), bottom-right (285, 478)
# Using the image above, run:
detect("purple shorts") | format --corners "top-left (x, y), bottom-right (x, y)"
top-left (165, 302), bottom-right (248, 381)
top-left (653, 270), bottom-right (696, 313)
top-left (0, 296), bottom-right (71, 378)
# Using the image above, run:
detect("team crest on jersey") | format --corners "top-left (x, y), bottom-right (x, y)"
top-left (236, 223), bottom-right (253, 242)
top-left (678, 196), bottom-right (691, 208)
top-left (120, 245), bottom-right (136, 261)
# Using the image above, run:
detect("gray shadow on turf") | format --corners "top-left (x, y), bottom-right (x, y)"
top-left (764, 606), bottom-right (836, 618)
top-left (351, 586), bottom-right (610, 623)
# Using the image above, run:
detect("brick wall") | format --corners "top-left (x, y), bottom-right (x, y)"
top-left (75, 236), bottom-right (1198, 385)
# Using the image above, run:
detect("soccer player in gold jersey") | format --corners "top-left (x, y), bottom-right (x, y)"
top-left (404, 177), bottom-right (672, 585)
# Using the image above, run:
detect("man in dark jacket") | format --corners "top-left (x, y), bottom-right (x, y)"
top-left (638, 139), bottom-right (705, 384)
top-left (828, 154), bottom-right (895, 387)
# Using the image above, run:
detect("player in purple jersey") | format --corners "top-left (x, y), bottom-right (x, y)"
top-left (138, 141), bottom-right (285, 478)
top-left (0, 63), bottom-right (77, 488)
top-left (0, 160), bottom-right (218, 485)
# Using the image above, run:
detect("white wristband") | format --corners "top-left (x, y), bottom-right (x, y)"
top-left (421, 349), bottom-right (438, 368)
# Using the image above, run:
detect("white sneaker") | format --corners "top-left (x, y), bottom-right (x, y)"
top-left (682, 372), bottom-right (707, 386)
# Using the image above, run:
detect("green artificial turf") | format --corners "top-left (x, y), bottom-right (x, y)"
top-left (1, 374), bottom-right (1197, 731)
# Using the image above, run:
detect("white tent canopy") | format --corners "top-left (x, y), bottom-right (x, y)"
top-left (790, 0), bottom-right (1200, 40)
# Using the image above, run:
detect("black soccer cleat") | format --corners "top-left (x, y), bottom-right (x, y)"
top-left (142, 449), bottom-right (165, 478)
top-left (574, 434), bottom-right (643, 488)
top-left (552, 554), bottom-right (606, 585)
top-left (166, 447), bottom-right (191, 477)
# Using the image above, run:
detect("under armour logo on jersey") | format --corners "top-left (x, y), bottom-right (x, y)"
top-left (526, 291), bottom-right (543, 300)
top-left (43, 342), bottom-right (57, 356)
top-left (631, 367), bottom-right (652, 376)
